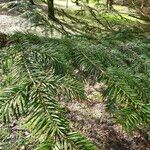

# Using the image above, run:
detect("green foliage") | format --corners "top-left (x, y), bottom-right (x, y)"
top-left (72, 29), bottom-right (150, 133)
top-left (0, 33), bottom-right (97, 149)
top-left (0, 28), bottom-right (150, 149)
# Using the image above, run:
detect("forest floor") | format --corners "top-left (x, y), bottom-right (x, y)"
top-left (0, 0), bottom-right (150, 36)
top-left (0, 1), bottom-right (150, 150)
top-left (0, 15), bottom-right (26, 33)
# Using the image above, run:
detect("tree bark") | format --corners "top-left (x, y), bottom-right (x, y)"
top-left (29, 0), bottom-right (35, 5)
top-left (106, 0), bottom-right (113, 10)
top-left (47, 0), bottom-right (55, 20)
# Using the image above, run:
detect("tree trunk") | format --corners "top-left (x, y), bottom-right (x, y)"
top-left (29, 0), bottom-right (35, 5)
top-left (75, 0), bottom-right (79, 6)
top-left (106, 0), bottom-right (113, 10)
top-left (47, 0), bottom-right (55, 20)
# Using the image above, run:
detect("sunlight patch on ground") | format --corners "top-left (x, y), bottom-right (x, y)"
top-left (0, 15), bottom-right (27, 33)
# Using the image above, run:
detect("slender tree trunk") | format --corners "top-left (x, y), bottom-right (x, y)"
top-left (75, 0), bottom-right (79, 6)
top-left (106, 0), bottom-right (113, 10)
top-left (66, 0), bottom-right (69, 8)
top-left (47, 0), bottom-right (55, 20)
top-left (29, 0), bottom-right (35, 5)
